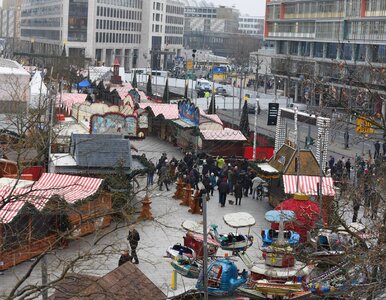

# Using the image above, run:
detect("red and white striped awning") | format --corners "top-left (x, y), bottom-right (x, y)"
top-left (283, 175), bottom-right (335, 196)
top-left (0, 173), bottom-right (103, 224)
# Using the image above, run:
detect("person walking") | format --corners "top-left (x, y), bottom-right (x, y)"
top-left (328, 156), bottom-right (335, 171)
top-left (147, 161), bottom-right (155, 187)
top-left (158, 162), bottom-right (170, 191)
top-left (208, 173), bottom-right (216, 196)
top-left (344, 130), bottom-right (349, 149)
top-left (127, 225), bottom-right (140, 264)
top-left (374, 141), bottom-right (380, 159)
top-left (234, 181), bottom-right (243, 205)
top-left (383, 141), bottom-right (386, 157)
top-left (345, 158), bottom-right (351, 179)
top-left (118, 249), bottom-right (132, 266)
top-left (218, 177), bottom-right (229, 207)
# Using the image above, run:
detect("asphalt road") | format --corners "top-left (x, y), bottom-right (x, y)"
top-left (139, 81), bottom-right (384, 159)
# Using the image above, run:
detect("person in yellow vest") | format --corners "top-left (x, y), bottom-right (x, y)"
top-left (216, 156), bottom-right (225, 170)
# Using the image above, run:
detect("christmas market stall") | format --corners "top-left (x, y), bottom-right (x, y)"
top-left (263, 142), bottom-right (328, 207)
top-left (199, 128), bottom-right (247, 157)
top-left (0, 173), bottom-right (111, 271)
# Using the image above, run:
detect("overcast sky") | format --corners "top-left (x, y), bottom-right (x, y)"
top-left (209, 0), bottom-right (266, 16)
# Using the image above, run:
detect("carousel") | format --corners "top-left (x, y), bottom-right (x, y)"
top-left (209, 212), bottom-right (255, 252)
top-left (237, 210), bottom-right (314, 299)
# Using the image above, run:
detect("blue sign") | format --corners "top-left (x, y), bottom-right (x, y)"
top-left (178, 99), bottom-right (200, 127)
top-left (213, 67), bottom-right (226, 74)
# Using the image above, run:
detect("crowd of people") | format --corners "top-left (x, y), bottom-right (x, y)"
top-left (145, 152), bottom-right (268, 208)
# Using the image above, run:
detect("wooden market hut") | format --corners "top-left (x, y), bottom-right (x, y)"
top-left (49, 262), bottom-right (166, 300)
top-left (0, 173), bottom-right (111, 271)
top-left (199, 128), bottom-right (247, 157)
top-left (254, 142), bottom-right (335, 212)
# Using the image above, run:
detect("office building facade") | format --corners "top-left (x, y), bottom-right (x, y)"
top-left (19, 0), bottom-right (184, 70)
top-left (263, 0), bottom-right (386, 114)
top-left (239, 16), bottom-right (264, 37)
top-left (138, 0), bottom-right (185, 70)
top-left (183, 2), bottom-right (241, 57)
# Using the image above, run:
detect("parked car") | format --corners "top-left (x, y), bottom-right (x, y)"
top-left (215, 87), bottom-right (228, 96)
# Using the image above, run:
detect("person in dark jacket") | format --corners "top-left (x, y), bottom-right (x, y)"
top-left (202, 174), bottom-right (211, 196)
top-left (118, 249), bottom-right (132, 266)
top-left (127, 226), bottom-right (140, 264)
top-left (234, 181), bottom-right (243, 205)
top-left (218, 177), bottom-right (229, 207)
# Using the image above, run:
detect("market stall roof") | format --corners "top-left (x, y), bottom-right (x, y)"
top-left (257, 163), bottom-right (279, 174)
top-left (283, 175), bottom-right (335, 196)
top-left (199, 109), bottom-right (223, 126)
top-left (56, 93), bottom-right (87, 113)
top-left (0, 173), bottom-right (103, 224)
top-left (223, 212), bottom-right (256, 228)
top-left (0, 178), bottom-right (35, 189)
top-left (200, 128), bottom-right (246, 141)
top-left (139, 103), bottom-right (179, 120)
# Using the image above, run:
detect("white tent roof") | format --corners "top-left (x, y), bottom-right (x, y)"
top-left (29, 71), bottom-right (47, 108)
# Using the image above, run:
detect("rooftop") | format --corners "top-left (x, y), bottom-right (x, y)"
top-left (0, 58), bottom-right (30, 76)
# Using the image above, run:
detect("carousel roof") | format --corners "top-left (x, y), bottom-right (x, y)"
top-left (223, 212), bottom-right (256, 228)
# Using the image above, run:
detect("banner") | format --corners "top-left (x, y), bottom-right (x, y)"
top-left (178, 99), bottom-right (200, 127)
top-left (267, 103), bottom-right (279, 126)
top-left (90, 113), bottom-right (138, 136)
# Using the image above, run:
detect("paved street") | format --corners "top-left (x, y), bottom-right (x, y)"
top-left (0, 136), bottom-right (271, 299)
top-left (136, 75), bottom-right (383, 160)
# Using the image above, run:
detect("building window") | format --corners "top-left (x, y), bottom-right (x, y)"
top-left (355, 44), bottom-right (366, 61)
top-left (314, 42), bottom-right (324, 58)
top-left (300, 42), bottom-right (310, 56)
top-left (342, 43), bottom-right (352, 60)
top-left (326, 43), bottom-right (337, 59)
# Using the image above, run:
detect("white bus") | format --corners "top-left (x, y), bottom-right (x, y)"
top-left (130, 68), bottom-right (169, 78)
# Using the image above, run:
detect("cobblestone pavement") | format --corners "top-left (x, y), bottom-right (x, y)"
top-left (0, 136), bottom-right (271, 299)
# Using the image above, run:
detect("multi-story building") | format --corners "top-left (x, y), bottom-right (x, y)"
top-left (138, 0), bottom-right (185, 70)
top-left (182, 1), bottom-right (242, 57)
top-left (19, 0), bottom-right (184, 70)
top-left (238, 15), bottom-right (264, 37)
top-left (262, 0), bottom-right (386, 115)
top-left (0, 0), bottom-right (21, 57)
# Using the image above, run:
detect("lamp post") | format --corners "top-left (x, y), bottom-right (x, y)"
top-left (252, 97), bottom-right (259, 161)
top-left (202, 184), bottom-right (209, 300)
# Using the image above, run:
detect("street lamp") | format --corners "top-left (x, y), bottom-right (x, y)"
top-left (252, 97), bottom-right (259, 161)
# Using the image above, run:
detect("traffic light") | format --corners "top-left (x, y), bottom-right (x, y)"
top-left (192, 49), bottom-right (197, 58)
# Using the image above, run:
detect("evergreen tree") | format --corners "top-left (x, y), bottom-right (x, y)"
top-left (162, 78), bottom-right (170, 103)
top-left (146, 75), bottom-right (152, 96)
top-left (131, 71), bottom-right (137, 89)
top-left (184, 80), bottom-right (188, 99)
top-left (208, 92), bottom-right (216, 114)
top-left (239, 100), bottom-right (250, 138)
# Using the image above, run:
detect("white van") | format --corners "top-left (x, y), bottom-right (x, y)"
top-left (195, 79), bottom-right (212, 97)
top-left (151, 70), bottom-right (169, 77)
